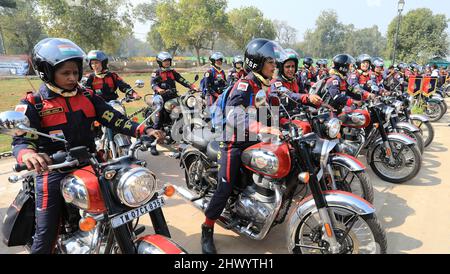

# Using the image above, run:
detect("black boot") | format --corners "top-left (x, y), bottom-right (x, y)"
top-left (150, 145), bottom-right (159, 156)
top-left (201, 224), bottom-right (217, 254)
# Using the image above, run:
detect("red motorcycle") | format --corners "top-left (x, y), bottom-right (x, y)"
top-left (177, 91), bottom-right (387, 254)
top-left (0, 110), bottom-right (186, 254)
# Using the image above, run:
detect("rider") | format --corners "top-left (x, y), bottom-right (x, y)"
top-left (203, 52), bottom-right (227, 107)
top-left (316, 59), bottom-right (330, 80)
top-left (349, 54), bottom-right (373, 94)
top-left (12, 38), bottom-right (164, 254)
top-left (150, 51), bottom-right (198, 155)
top-left (227, 55), bottom-right (247, 86)
top-left (269, 50), bottom-right (322, 113)
top-left (325, 54), bottom-right (374, 111)
top-left (371, 57), bottom-right (388, 95)
top-left (201, 38), bottom-right (284, 254)
top-left (298, 57), bottom-right (317, 92)
top-left (85, 50), bottom-right (141, 102)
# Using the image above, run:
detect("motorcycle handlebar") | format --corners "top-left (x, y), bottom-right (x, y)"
top-left (13, 151), bottom-right (72, 173)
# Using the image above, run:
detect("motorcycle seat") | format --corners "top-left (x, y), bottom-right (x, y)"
top-left (206, 141), bottom-right (220, 162)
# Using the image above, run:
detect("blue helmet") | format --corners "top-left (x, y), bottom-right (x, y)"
top-left (87, 50), bottom-right (108, 70)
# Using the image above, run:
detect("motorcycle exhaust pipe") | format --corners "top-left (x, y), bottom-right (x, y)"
top-left (174, 186), bottom-right (209, 211)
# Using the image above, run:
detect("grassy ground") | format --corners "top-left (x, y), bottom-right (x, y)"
top-left (0, 73), bottom-right (198, 152)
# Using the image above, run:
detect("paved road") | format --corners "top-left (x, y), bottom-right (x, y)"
top-left (1, 103), bottom-right (450, 254)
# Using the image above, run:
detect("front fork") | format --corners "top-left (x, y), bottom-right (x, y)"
top-left (298, 143), bottom-right (341, 253)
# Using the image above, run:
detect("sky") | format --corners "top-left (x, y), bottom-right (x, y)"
top-left (132, 0), bottom-right (450, 41)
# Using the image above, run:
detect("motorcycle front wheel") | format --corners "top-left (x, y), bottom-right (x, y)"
top-left (395, 127), bottom-right (424, 154)
top-left (292, 209), bottom-right (387, 254)
top-left (425, 101), bottom-right (445, 122)
top-left (409, 118), bottom-right (434, 148)
top-left (370, 142), bottom-right (422, 184)
top-left (329, 165), bottom-right (374, 204)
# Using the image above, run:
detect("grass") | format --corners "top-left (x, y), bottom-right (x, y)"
top-left (0, 73), bottom-right (198, 152)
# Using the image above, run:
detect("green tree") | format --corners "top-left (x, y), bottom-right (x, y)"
top-left (0, 0), bottom-right (46, 54)
top-left (38, 0), bottom-right (133, 54)
top-left (345, 25), bottom-right (386, 58)
top-left (156, 0), bottom-right (229, 65)
top-left (299, 10), bottom-right (347, 58)
top-left (227, 6), bottom-right (276, 50)
top-left (386, 8), bottom-right (449, 64)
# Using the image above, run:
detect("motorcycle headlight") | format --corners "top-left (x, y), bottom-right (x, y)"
top-left (116, 168), bottom-right (158, 208)
top-left (108, 101), bottom-right (126, 115)
top-left (186, 96), bottom-right (197, 109)
top-left (325, 118), bottom-right (341, 139)
top-left (61, 176), bottom-right (89, 210)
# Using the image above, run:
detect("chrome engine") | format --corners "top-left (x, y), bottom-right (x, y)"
top-left (58, 229), bottom-right (98, 254)
top-left (234, 175), bottom-right (280, 231)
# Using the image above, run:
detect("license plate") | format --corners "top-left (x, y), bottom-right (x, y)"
top-left (111, 197), bottom-right (165, 228)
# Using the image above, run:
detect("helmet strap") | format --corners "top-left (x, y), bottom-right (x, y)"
top-left (253, 72), bottom-right (271, 88)
top-left (46, 83), bottom-right (78, 97)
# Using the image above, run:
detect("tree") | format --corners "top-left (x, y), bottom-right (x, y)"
top-left (156, 0), bottom-right (229, 65)
top-left (386, 8), bottom-right (449, 64)
top-left (116, 35), bottom-right (154, 57)
top-left (273, 20), bottom-right (298, 48)
top-left (227, 6), bottom-right (276, 51)
top-left (299, 10), bottom-right (347, 58)
top-left (0, 0), bottom-right (46, 54)
top-left (345, 25), bottom-right (386, 58)
top-left (38, 0), bottom-right (134, 54)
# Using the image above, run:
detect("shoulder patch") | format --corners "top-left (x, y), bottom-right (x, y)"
top-left (274, 81), bottom-right (283, 88)
top-left (15, 104), bottom-right (28, 114)
top-left (237, 82), bottom-right (249, 91)
top-left (205, 72), bottom-right (210, 78)
top-left (151, 73), bottom-right (157, 77)
top-left (332, 80), bottom-right (339, 85)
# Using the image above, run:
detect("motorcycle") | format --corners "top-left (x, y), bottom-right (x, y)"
top-left (338, 97), bottom-right (422, 184)
top-left (0, 104), bottom-right (186, 254)
top-left (275, 88), bottom-right (374, 203)
top-left (176, 90), bottom-right (387, 254)
top-left (95, 80), bottom-right (146, 160)
top-left (143, 75), bottom-right (206, 145)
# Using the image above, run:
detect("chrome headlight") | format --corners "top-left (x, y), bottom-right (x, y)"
top-left (108, 101), bottom-right (126, 115)
top-left (116, 168), bottom-right (158, 208)
top-left (61, 176), bottom-right (89, 210)
top-left (186, 96), bottom-right (197, 109)
top-left (325, 118), bottom-right (341, 139)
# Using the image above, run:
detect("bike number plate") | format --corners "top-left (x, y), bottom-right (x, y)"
top-left (111, 197), bottom-right (165, 228)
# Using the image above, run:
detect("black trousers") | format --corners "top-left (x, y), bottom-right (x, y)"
top-left (205, 141), bottom-right (252, 220)
top-left (31, 172), bottom-right (67, 254)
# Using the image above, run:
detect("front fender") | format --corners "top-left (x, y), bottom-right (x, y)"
top-left (395, 122), bottom-right (420, 133)
top-left (331, 153), bottom-right (366, 172)
top-left (367, 133), bottom-right (416, 161)
top-left (286, 190), bottom-right (375, 252)
top-left (428, 98), bottom-right (443, 104)
top-left (136, 235), bottom-right (187, 254)
top-left (409, 114), bottom-right (429, 123)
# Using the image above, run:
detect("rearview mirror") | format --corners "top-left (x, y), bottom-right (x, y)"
top-left (255, 90), bottom-right (268, 108)
top-left (0, 111), bottom-right (68, 143)
top-left (0, 111), bottom-right (30, 136)
top-left (135, 80), bottom-right (145, 89)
